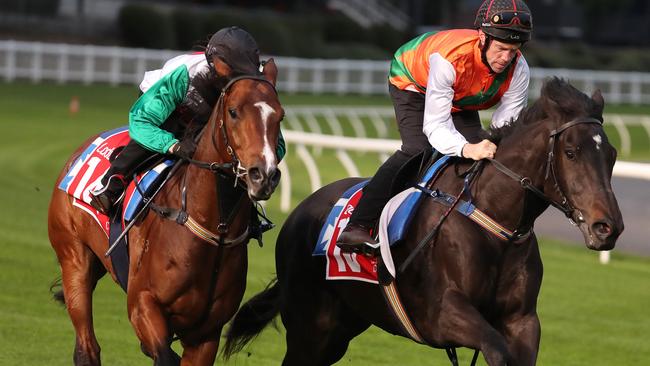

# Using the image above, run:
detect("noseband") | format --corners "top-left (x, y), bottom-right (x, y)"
top-left (215, 75), bottom-right (277, 184)
top-left (489, 117), bottom-right (604, 225)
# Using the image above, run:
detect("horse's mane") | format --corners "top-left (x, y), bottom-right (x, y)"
top-left (482, 77), bottom-right (602, 143)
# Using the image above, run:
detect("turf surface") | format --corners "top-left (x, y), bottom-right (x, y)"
top-left (0, 82), bottom-right (648, 365)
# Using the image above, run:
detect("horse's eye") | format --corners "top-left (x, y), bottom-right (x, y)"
top-left (228, 108), bottom-right (237, 119)
top-left (565, 149), bottom-right (576, 160)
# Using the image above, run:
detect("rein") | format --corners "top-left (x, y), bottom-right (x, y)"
top-left (488, 117), bottom-right (603, 226)
top-left (398, 117), bottom-right (603, 265)
top-left (152, 74), bottom-right (277, 247)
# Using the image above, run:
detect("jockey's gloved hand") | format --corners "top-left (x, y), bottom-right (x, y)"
top-left (169, 139), bottom-right (196, 160)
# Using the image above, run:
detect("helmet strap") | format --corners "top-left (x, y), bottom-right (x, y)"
top-left (480, 35), bottom-right (496, 74)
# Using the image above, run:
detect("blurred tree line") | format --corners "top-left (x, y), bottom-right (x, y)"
top-left (117, 4), bottom-right (406, 60)
top-left (1, 0), bottom-right (650, 71)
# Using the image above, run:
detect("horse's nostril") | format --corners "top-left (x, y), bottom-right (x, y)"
top-left (249, 168), bottom-right (263, 182)
top-left (269, 168), bottom-right (281, 186)
top-left (592, 221), bottom-right (612, 238)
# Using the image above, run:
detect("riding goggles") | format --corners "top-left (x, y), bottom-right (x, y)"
top-left (485, 11), bottom-right (532, 29)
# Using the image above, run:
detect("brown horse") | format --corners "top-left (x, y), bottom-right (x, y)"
top-left (48, 58), bottom-right (283, 365)
top-left (222, 78), bottom-right (624, 366)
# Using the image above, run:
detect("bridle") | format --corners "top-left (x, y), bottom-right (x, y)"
top-left (187, 74), bottom-right (278, 186)
top-left (488, 117), bottom-right (604, 226)
top-left (146, 74), bottom-right (278, 248)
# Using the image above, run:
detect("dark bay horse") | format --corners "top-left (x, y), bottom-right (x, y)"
top-left (222, 78), bottom-right (624, 366)
top-left (48, 58), bottom-right (283, 365)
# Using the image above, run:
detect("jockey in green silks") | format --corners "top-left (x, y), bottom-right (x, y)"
top-left (90, 26), bottom-right (285, 215)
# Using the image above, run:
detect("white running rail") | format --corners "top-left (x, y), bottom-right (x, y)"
top-left (4, 40), bottom-right (650, 103)
top-left (281, 130), bottom-right (649, 213)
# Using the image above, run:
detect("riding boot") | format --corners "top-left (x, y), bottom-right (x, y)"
top-left (249, 204), bottom-right (275, 247)
top-left (336, 150), bottom-right (412, 255)
top-left (90, 140), bottom-right (157, 215)
top-left (89, 174), bottom-right (126, 214)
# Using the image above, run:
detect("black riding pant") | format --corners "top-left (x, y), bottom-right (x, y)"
top-left (102, 114), bottom-right (189, 190)
top-left (349, 83), bottom-right (482, 227)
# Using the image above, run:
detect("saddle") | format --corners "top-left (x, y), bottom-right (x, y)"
top-left (313, 150), bottom-right (451, 283)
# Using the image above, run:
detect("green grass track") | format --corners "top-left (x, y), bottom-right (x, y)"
top-left (0, 82), bottom-right (648, 365)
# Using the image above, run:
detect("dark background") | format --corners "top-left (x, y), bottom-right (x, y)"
top-left (1, 0), bottom-right (649, 71)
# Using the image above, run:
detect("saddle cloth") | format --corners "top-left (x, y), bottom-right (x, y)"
top-left (313, 156), bottom-right (450, 283)
top-left (58, 126), bottom-right (174, 236)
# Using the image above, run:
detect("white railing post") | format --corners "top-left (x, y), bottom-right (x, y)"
top-left (32, 42), bottom-right (42, 83)
top-left (336, 59), bottom-right (349, 95)
top-left (311, 59), bottom-right (324, 94)
top-left (4, 40), bottom-right (16, 82)
top-left (360, 61), bottom-right (373, 95)
top-left (611, 115), bottom-right (632, 157)
top-left (610, 72), bottom-right (622, 104)
top-left (135, 49), bottom-right (147, 85)
top-left (83, 45), bottom-right (95, 85)
top-left (109, 46), bottom-right (121, 86)
top-left (58, 43), bottom-right (69, 84)
top-left (630, 73), bottom-right (642, 105)
top-left (284, 58), bottom-right (299, 94)
top-left (278, 159), bottom-right (292, 213)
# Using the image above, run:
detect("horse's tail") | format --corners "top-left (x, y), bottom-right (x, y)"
top-left (222, 278), bottom-right (281, 360)
top-left (50, 277), bottom-right (66, 305)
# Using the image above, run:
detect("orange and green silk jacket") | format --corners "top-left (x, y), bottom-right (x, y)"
top-left (389, 29), bottom-right (530, 156)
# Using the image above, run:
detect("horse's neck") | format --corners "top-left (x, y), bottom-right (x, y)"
top-left (472, 122), bottom-right (552, 230)
top-left (182, 128), bottom-right (249, 231)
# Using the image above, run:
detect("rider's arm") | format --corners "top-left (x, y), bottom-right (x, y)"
top-left (128, 65), bottom-right (189, 154)
top-left (422, 53), bottom-right (468, 157)
top-left (491, 57), bottom-right (530, 128)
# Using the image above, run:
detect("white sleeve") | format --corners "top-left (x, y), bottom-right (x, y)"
top-left (491, 56), bottom-right (530, 128)
top-left (139, 69), bottom-right (163, 93)
top-left (139, 54), bottom-right (205, 93)
top-left (422, 53), bottom-right (468, 157)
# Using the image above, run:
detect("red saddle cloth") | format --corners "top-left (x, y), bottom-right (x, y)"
top-left (58, 127), bottom-right (131, 236)
top-left (314, 181), bottom-right (379, 284)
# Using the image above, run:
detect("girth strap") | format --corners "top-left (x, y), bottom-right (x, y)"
top-left (380, 282), bottom-right (425, 343)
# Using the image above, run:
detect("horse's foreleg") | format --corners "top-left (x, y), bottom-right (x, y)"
top-left (435, 290), bottom-right (512, 366)
top-left (497, 236), bottom-right (542, 365)
top-left (501, 313), bottom-right (540, 365)
top-left (179, 338), bottom-right (219, 366)
top-left (129, 292), bottom-right (180, 366)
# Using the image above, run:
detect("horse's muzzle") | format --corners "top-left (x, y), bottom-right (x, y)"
top-left (247, 166), bottom-right (281, 201)
top-left (580, 216), bottom-right (623, 251)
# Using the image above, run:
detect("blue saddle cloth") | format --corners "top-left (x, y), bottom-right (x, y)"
top-left (386, 156), bottom-right (450, 246)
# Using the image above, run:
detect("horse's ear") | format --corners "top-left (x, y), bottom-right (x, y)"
top-left (261, 58), bottom-right (278, 86)
top-left (591, 89), bottom-right (605, 116)
top-left (211, 56), bottom-right (233, 79)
